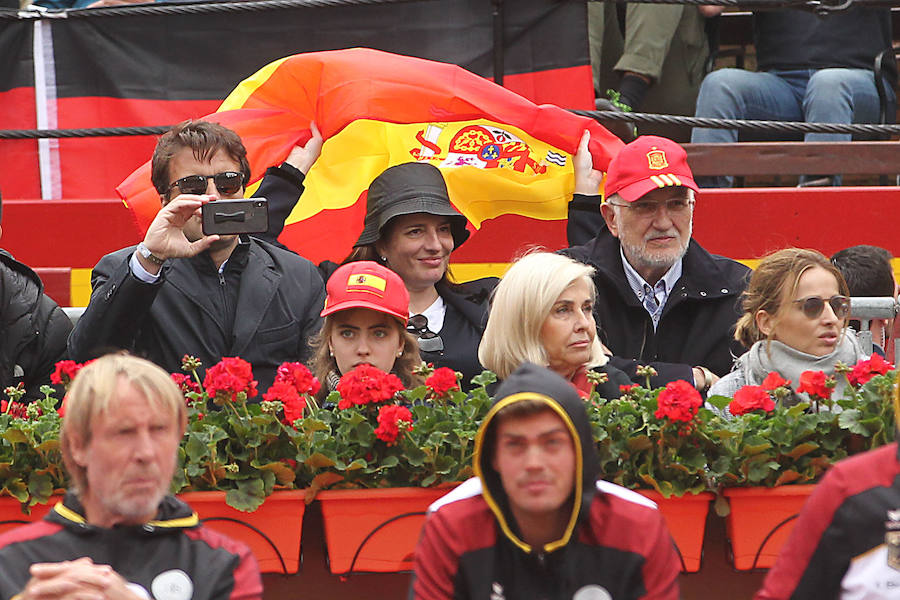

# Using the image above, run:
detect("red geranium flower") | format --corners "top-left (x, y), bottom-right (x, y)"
top-left (761, 372), bottom-right (791, 391)
top-left (264, 380), bottom-right (305, 427)
top-left (729, 385), bottom-right (776, 416)
top-left (203, 357), bottom-right (258, 404)
top-left (797, 370), bottom-right (834, 401)
top-left (274, 362), bottom-right (321, 396)
top-left (374, 404), bottom-right (413, 445)
top-left (620, 384), bottom-right (639, 393)
top-left (171, 373), bottom-right (201, 396)
top-left (50, 360), bottom-right (84, 385)
top-left (335, 364), bottom-right (404, 410)
top-left (1, 400), bottom-right (27, 419)
top-left (654, 380), bottom-right (702, 423)
top-left (847, 354), bottom-right (893, 387)
top-left (425, 367), bottom-right (459, 397)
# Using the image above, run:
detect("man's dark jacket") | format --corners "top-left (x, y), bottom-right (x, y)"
top-left (0, 249), bottom-right (72, 400)
top-left (0, 493), bottom-right (262, 600)
top-left (564, 212), bottom-right (750, 385)
top-left (68, 237), bottom-right (325, 392)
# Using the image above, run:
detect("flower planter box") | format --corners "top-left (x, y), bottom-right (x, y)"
top-left (0, 496), bottom-right (63, 536)
top-left (638, 490), bottom-right (713, 573)
top-left (177, 490), bottom-right (306, 574)
top-left (723, 485), bottom-right (816, 570)
top-left (317, 486), bottom-right (456, 575)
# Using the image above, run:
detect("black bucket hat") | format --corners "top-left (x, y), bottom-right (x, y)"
top-left (353, 163), bottom-right (470, 249)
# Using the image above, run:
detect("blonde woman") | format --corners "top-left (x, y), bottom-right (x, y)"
top-left (478, 251), bottom-right (630, 397)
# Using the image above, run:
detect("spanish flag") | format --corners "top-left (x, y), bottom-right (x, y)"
top-left (118, 49), bottom-right (622, 265)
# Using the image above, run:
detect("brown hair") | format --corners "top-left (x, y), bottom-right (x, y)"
top-left (308, 313), bottom-right (423, 401)
top-left (150, 120), bottom-right (251, 200)
top-left (60, 353), bottom-right (187, 495)
top-left (734, 248), bottom-right (850, 348)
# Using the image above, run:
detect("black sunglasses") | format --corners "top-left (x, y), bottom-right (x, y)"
top-left (167, 171), bottom-right (245, 197)
top-left (791, 295), bottom-right (851, 319)
top-left (407, 314), bottom-right (444, 353)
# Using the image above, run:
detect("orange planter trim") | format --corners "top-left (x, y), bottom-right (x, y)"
top-left (177, 490), bottom-right (306, 574)
top-left (722, 485), bottom-right (817, 570)
top-left (637, 490), bottom-right (714, 573)
top-left (317, 486), bottom-right (457, 575)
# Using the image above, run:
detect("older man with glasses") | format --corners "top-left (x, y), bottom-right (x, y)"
top-left (69, 120), bottom-right (326, 393)
top-left (563, 135), bottom-right (751, 391)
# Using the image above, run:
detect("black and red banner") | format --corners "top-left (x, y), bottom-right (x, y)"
top-left (0, 0), bottom-right (593, 201)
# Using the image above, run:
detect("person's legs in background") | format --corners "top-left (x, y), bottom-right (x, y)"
top-left (691, 69), bottom-right (805, 187)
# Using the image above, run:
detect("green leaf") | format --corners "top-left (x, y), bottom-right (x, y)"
top-left (27, 473), bottom-right (53, 503)
top-left (305, 452), bottom-right (336, 469)
top-left (706, 395), bottom-right (731, 411)
top-left (258, 462), bottom-right (296, 485)
top-left (839, 409), bottom-right (869, 436)
top-left (785, 442), bottom-right (819, 459)
top-left (225, 478), bottom-right (267, 512)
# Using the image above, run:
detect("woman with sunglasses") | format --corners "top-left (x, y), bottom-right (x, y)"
top-left (708, 248), bottom-right (866, 401)
top-left (309, 261), bottom-right (423, 401)
top-left (478, 251), bottom-right (630, 398)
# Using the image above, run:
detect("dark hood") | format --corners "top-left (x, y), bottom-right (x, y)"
top-left (473, 362), bottom-right (599, 555)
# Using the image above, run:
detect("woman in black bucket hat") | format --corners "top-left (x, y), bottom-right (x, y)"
top-left (261, 150), bottom-right (496, 389)
top-left (343, 162), bottom-right (498, 388)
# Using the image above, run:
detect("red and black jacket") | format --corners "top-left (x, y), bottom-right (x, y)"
top-left (0, 493), bottom-right (262, 600)
top-left (411, 362), bottom-right (681, 600)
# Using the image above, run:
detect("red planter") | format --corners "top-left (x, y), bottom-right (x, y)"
top-left (178, 490), bottom-right (306, 574)
top-left (0, 495), bottom-right (63, 536)
top-left (317, 486), bottom-right (456, 575)
top-left (638, 490), bottom-right (714, 573)
top-left (723, 485), bottom-right (816, 570)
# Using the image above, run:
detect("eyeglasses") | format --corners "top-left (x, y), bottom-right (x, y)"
top-left (607, 198), bottom-right (695, 217)
top-left (407, 314), bottom-right (444, 353)
top-left (791, 295), bottom-right (851, 319)
top-left (167, 171), bottom-right (245, 197)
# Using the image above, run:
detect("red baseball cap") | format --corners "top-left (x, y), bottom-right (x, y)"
top-left (321, 261), bottom-right (410, 324)
top-left (605, 135), bottom-right (698, 202)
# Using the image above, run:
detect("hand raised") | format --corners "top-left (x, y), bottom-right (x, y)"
top-left (574, 130), bottom-right (604, 196)
top-left (284, 121), bottom-right (324, 175)
top-left (141, 195), bottom-right (221, 263)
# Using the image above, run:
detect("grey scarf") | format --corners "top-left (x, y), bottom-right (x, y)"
top-left (737, 332), bottom-right (867, 404)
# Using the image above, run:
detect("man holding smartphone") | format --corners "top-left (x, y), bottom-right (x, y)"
top-left (69, 120), bottom-right (326, 392)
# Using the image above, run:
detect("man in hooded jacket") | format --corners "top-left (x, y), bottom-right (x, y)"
top-left (411, 362), bottom-right (680, 600)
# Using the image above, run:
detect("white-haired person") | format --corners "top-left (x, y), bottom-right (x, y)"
top-left (708, 248), bottom-right (867, 403)
top-left (478, 251), bottom-right (631, 398)
top-left (309, 261), bottom-right (423, 401)
top-left (0, 353), bottom-right (262, 599)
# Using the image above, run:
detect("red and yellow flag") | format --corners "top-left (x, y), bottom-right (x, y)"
top-left (118, 48), bottom-right (622, 265)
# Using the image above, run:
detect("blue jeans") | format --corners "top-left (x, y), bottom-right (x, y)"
top-left (690, 68), bottom-right (896, 186)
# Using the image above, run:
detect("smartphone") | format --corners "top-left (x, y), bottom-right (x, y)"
top-left (201, 198), bottom-right (269, 236)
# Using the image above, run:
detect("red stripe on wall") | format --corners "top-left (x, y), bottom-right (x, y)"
top-left (0, 87), bottom-right (40, 199)
top-left (693, 187), bottom-right (900, 258)
top-left (3, 199), bottom-right (141, 268)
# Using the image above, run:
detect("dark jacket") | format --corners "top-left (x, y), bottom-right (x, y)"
top-left (68, 237), bottom-right (325, 392)
top-left (563, 198), bottom-right (750, 385)
top-left (0, 493), bottom-right (262, 600)
top-left (430, 277), bottom-right (496, 388)
top-left (754, 7), bottom-right (896, 89)
top-left (0, 249), bottom-right (72, 400)
top-left (412, 363), bottom-right (680, 599)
